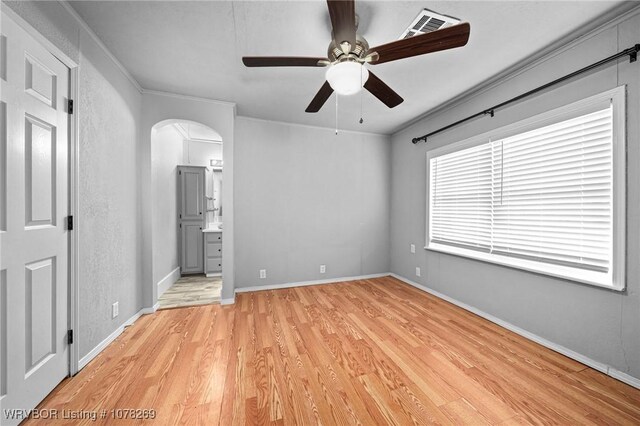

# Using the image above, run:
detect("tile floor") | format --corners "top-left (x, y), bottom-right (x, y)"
top-left (157, 274), bottom-right (222, 309)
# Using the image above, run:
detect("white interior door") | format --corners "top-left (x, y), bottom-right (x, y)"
top-left (0, 13), bottom-right (70, 424)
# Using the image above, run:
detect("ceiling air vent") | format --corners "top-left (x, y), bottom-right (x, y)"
top-left (399, 9), bottom-right (461, 40)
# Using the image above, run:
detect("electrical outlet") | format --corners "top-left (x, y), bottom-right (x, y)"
top-left (320, 264), bottom-right (326, 274)
top-left (112, 302), bottom-right (119, 319)
top-left (416, 267), bottom-right (421, 277)
top-left (410, 244), bottom-right (416, 253)
top-left (259, 269), bottom-right (267, 279)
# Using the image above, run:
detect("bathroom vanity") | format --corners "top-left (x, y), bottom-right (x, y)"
top-left (203, 228), bottom-right (222, 277)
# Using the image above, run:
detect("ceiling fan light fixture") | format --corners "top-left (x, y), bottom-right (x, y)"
top-left (325, 61), bottom-right (369, 96)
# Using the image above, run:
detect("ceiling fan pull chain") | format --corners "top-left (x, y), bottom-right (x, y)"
top-left (335, 93), bottom-right (339, 135)
top-left (359, 68), bottom-right (364, 124)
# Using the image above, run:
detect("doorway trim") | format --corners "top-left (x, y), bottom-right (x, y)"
top-left (1, 4), bottom-right (81, 375)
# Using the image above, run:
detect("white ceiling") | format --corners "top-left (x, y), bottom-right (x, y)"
top-left (69, 1), bottom-right (627, 134)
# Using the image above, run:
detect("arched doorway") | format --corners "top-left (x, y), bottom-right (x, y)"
top-left (140, 91), bottom-right (236, 308)
top-left (151, 119), bottom-right (224, 309)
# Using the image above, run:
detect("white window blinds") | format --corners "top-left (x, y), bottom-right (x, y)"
top-left (429, 104), bottom-right (614, 275)
top-left (492, 107), bottom-right (613, 272)
top-left (430, 143), bottom-right (493, 251)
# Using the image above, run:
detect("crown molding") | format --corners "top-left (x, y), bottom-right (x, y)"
top-left (58, 0), bottom-right (143, 93)
top-left (142, 89), bottom-right (236, 108)
top-left (392, 2), bottom-right (640, 136)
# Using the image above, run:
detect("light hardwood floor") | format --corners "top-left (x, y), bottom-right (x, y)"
top-left (27, 277), bottom-right (640, 424)
top-left (157, 274), bottom-right (222, 309)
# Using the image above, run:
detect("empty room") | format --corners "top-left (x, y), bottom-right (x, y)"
top-left (1, 0), bottom-right (640, 424)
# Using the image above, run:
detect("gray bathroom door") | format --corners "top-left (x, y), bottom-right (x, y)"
top-left (0, 12), bottom-right (70, 425)
top-left (178, 166), bottom-right (205, 274)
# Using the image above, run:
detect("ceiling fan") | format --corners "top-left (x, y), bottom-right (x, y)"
top-left (242, 0), bottom-right (471, 113)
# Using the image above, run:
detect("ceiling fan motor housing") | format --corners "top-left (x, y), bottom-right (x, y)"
top-left (327, 34), bottom-right (369, 63)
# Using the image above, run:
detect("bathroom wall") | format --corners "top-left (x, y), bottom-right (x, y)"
top-left (151, 125), bottom-right (183, 293)
top-left (182, 139), bottom-right (222, 166)
top-left (151, 124), bottom-right (226, 294)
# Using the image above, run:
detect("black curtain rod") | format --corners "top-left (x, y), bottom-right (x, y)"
top-left (412, 43), bottom-right (640, 144)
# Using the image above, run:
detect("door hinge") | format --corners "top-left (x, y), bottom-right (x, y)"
top-left (67, 329), bottom-right (74, 345)
top-left (67, 99), bottom-right (74, 114)
top-left (67, 215), bottom-right (73, 231)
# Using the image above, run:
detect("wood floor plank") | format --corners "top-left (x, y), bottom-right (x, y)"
top-left (441, 398), bottom-right (493, 425)
top-left (24, 277), bottom-right (640, 425)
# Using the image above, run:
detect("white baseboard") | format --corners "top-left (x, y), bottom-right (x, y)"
top-left (78, 271), bottom-right (640, 390)
top-left (389, 273), bottom-right (640, 390)
top-left (78, 305), bottom-right (157, 370)
top-left (235, 273), bottom-right (390, 294)
top-left (157, 267), bottom-right (181, 297)
top-left (143, 302), bottom-right (160, 314)
top-left (609, 368), bottom-right (640, 389)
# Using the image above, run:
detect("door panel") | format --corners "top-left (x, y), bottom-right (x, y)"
top-left (0, 13), bottom-right (69, 425)
top-left (24, 53), bottom-right (56, 107)
top-left (1, 269), bottom-right (6, 398)
top-left (1, 101), bottom-right (6, 231)
top-left (25, 114), bottom-right (56, 227)
top-left (181, 223), bottom-right (203, 274)
top-left (180, 168), bottom-right (203, 221)
top-left (0, 34), bottom-right (6, 81)
top-left (25, 257), bottom-right (56, 375)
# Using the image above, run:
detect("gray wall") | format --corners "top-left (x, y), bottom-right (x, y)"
top-left (235, 117), bottom-right (390, 288)
top-left (151, 125), bottom-right (182, 287)
top-left (4, 0), bottom-right (144, 359)
top-left (390, 13), bottom-right (640, 379)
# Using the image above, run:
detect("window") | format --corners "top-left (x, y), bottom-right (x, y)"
top-left (426, 87), bottom-right (626, 290)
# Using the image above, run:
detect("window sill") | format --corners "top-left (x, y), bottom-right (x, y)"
top-left (425, 243), bottom-right (623, 291)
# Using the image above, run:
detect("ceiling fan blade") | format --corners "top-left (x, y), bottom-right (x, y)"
top-left (305, 81), bottom-right (334, 113)
top-left (327, 0), bottom-right (356, 52)
top-left (367, 23), bottom-right (470, 65)
top-left (242, 57), bottom-right (330, 67)
top-left (364, 71), bottom-right (403, 108)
